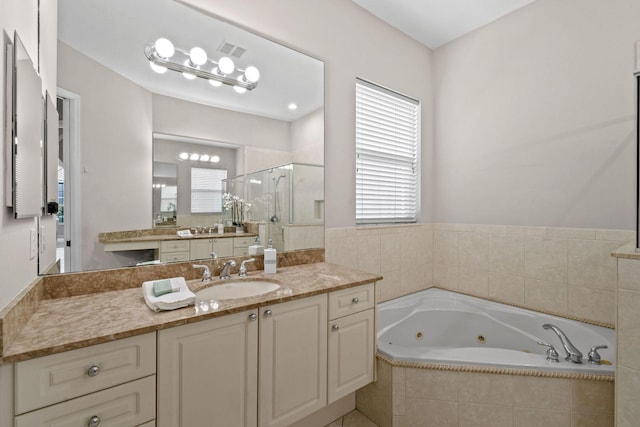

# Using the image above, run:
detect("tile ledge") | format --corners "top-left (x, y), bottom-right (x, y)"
top-left (611, 243), bottom-right (640, 260)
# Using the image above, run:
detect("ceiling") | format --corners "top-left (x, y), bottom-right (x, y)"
top-left (351, 0), bottom-right (537, 49)
top-left (58, 0), bottom-right (324, 121)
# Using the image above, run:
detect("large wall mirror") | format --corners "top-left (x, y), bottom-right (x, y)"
top-left (9, 32), bottom-right (44, 218)
top-left (47, 0), bottom-right (324, 275)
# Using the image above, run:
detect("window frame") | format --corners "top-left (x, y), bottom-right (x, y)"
top-left (190, 167), bottom-right (227, 214)
top-left (355, 78), bottom-right (420, 225)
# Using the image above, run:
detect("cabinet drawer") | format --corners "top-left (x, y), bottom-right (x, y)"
top-left (328, 283), bottom-right (375, 320)
top-left (15, 333), bottom-right (156, 414)
top-left (15, 375), bottom-right (156, 427)
top-left (159, 252), bottom-right (190, 263)
top-left (234, 236), bottom-right (255, 247)
top-left (233, 246), bottom-right (250, 256)
top-left (159, 240), bottom-right (190, 252)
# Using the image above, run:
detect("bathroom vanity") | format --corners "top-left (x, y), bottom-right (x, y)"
top-left (0, 262), bottom-right (379, 427)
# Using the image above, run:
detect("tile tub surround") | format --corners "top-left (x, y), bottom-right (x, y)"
top-left (326, 224), bottom-right (634, 325)
top-left (0, 259), bottom-right (380, 363)
top-left (612, 247), bottom-right (640, 427)
top-left (357, 358), bottom-right (614, 427)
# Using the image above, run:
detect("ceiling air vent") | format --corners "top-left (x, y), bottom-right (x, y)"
top-left (217, 40), bottom-right (246, 58)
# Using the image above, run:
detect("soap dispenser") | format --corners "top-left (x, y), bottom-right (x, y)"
top-left (248, 236), bottom-right (264, 255)
top-left (264, 239), bottom-right (277, 274)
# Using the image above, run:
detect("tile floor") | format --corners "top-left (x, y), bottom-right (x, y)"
top-left (325, 410), bottom-right (378, 427)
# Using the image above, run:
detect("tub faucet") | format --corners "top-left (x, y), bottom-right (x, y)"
top-left (543, 324), bottom-right (583, 363)
top-left (220, 260), bottom-right (236, 279)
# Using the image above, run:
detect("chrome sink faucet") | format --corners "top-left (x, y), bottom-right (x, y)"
top-left (543, 324), bottom-right (583, 363)
top-left (192, 264), bottom-right (212, 282)
top-left (239, 258), bottom-right (256, 277)
top-left (220, 260), bottom-right (236, 279)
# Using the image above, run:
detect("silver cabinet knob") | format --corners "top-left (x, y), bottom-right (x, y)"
top-left (87, 365), bottom-right (101, 377)
top-left (332, 324), bottom-right (340, 331)
top-left (352, 297), bottom-right (359, 304)
top-left (264, 309), bottom-right (273, 318)
top-left (88, 415), bottom-right (100, 427)
top-left (248, 313), bottom-right (257, 321)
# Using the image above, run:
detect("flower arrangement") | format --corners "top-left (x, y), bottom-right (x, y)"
top-left (222, 193), bottom-right (251, 226)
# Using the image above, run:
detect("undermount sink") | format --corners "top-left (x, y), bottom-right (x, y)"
top-left (196, 280), bottom-right (280, 300)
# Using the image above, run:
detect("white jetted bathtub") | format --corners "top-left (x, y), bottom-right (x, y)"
top-left (377, 288), bottom-right (615, 375)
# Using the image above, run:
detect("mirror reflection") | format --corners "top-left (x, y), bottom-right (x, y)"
top-left (48, 0), bottom-right (324, 275)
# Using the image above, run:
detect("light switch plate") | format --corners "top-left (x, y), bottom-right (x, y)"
top-left (30, 228), bottom-right (37, 259)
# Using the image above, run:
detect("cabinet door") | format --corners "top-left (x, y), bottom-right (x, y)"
top-left (328, 309), bottom-right (375, 403)
top-left (189, 239), bottom-right (212, 260)
top-left (212, 238), bottom-right (234, 257)
top-left (157, 310), bottom-right (258, 427)
top-left (259, 294), bottom-right (327, 427)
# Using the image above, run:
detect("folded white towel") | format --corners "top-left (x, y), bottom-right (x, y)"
top-left (142, 277), bottom-right (196, 312)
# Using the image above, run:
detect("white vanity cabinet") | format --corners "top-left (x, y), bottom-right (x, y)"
top-left (259, 294), bottom-right (328, 427)
top-left (190, 237), bottom-right (234, 260)
top-left (13, 332), bottom-right (156, 427)
top-left (158, 239), bottom-right (190, 262)
top-left (233, 236), bottom-right (256, 256)
top-left (157, 309), bottom-right (259, 427)
top-left (327, 283), bottom-right (376, 404)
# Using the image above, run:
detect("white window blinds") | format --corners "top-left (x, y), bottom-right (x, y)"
top-left (191, 167), bottom-right (227, 213)
top-left (356, 79), bottom-right (419, 224)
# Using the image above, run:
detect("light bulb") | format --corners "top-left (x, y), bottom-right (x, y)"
top-left (234, 86), bottom-right (247, 94)
top-left (154, 38), bottom-right (175, 58)
top-left (200, 154), bottom-right (210, 162)
top-left (179, 152), bottom-right (189, 160)
top-left (244, 66), bottom-right (260, 83)
top-left (183, 60), bottom-right (197, 80)
top-left (217, 56), bottom-right (234, 75)
top-left (149, 62), bottom-right (167, 74)
top-left (211, 155), bottom-right (220, 163)
top-left (288, 102), bottom-right (298, 110)
top-left (190, 153), bottom-right (200, 161)
top-left (189, 47), bottom-right (207, 66)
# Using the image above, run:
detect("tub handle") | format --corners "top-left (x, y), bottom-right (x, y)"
top-left (588, 345), bottom-right (608, 364)
top-left (537, 341), bottom-right (559, 363)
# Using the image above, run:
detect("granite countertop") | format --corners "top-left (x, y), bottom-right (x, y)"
top-left (100, 231), bottom-right (257, 244)
top-left (0, 262), bottom-right (381, 363)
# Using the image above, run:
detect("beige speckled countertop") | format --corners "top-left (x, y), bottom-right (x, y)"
top-left (0, 262), bottom-right (381, 363)
top-left (99, 231), bottom-right (256, 244)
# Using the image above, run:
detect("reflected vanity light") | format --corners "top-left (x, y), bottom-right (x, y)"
top-left (288, 102), bottom-right (298, 110)
top-left (145, 38), bottom-right (260, 92)
top-left (178, 152), bottom-right (221, 163)
top-left (152, 183), bottom-right (166, 188)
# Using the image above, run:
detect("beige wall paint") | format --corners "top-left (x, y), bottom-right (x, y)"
top-left (433, 0), bottom-right (640, 230)
top-left (0, 0), bottom-right (55, 309)
top-left (290, 107), bottom-right (324, 165)
top-left (58, 41), bottom-right (153, 271)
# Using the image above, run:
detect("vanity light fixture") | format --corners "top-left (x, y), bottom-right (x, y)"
top-left (145, 38), bottom-right (260, 92)
top-left (178, 152), bottom-right (221, 163)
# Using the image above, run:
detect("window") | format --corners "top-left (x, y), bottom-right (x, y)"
top-left (191, 167), bottom-right (227, 213)
top-left (355, 79), bottom-right (419, 224)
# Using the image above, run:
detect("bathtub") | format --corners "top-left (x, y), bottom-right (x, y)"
top-left (377, 288), bottom-right (615, 376)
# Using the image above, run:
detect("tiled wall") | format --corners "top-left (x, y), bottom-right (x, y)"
top-left (326, 224), bottom-right (633, 325)
top-left (358, 360), bottom-right (614, 427)
top-left (616, 256), bottom-right (640, 426)
top-left (325, 224), bottom-right (434, 302)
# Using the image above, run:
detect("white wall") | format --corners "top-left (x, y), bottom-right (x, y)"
top-left (433, 0), bottom-right (640, 229)
top-left (58, 42), bottom-right (153, 271)
top-left (290, 107), bottom-right (324, 165)
top-left (0, 0), bottom-right (55, 309)
top-left (180, 0), bottom-right (435, 228)
top-left (152, 93), bottom-right (291, 153)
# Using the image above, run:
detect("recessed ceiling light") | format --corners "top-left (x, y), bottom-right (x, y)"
top-left (288, 103), bottom-right (298, 110)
